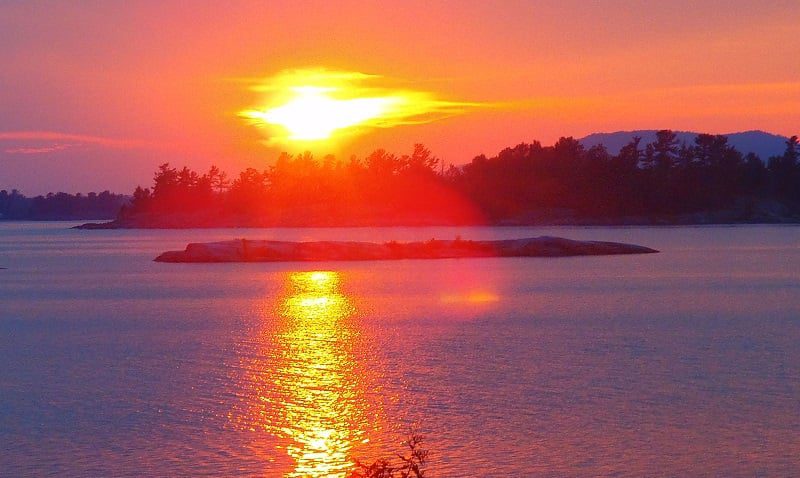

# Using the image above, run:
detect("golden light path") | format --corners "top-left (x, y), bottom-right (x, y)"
top-left (230, 270), bottom-right (379, 477)
top-left (226, 267), bottom-right (503, 475)
top-left (240, 68), bottom-right (476, 145)
top-left (279, 271), bottom-right (362, 477)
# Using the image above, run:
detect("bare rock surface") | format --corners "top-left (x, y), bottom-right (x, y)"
top-left (154, 237), bottom-right (658, 263)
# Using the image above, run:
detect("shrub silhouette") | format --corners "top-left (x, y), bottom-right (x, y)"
top-left (348, 433), bottom-right (428, 478)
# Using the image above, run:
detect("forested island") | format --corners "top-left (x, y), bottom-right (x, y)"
top-left (67, 130), bottom-right (800, 227)
top-left (0, 190), bottom-right (128, 221)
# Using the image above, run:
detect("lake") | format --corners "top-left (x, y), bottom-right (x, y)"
top-left (1, 222), bottom-right (798, 476)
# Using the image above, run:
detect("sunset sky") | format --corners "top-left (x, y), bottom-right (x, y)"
top-left (2, 0), bottom-right (798, 194)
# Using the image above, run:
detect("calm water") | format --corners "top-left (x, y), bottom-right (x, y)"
top-left (1, 223), bottom-right (799, 477)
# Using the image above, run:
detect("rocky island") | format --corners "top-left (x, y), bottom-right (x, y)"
top-left (154, 236), bottom-right (658, 263)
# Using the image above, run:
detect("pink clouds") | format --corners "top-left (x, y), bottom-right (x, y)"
top-left (0, 131), bottom-right (147, 149)
top-left (4, 143), bottom-right (75, 155)
top-left (0, 131), bottom-right (166, 158)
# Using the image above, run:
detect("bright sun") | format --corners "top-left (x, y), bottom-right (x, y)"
top-left (244, 86), bottom-right (400, 141)
top-left (240, 69), bottom-right (475, 146)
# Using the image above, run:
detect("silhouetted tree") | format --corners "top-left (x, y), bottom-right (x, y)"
top-left (107, 134), bottom-right (800, 227)
top-left (0, 189), bottom-right (128, 220)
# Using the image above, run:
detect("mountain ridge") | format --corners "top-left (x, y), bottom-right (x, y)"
top-left (579, 129), bottom-right (789, 160)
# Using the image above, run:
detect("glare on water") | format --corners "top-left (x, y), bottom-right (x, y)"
top-left (230, 271), bottom-right (377, 477)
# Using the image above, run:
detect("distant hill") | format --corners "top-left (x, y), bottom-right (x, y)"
top-left (580, 130), bottom-right (789, 160)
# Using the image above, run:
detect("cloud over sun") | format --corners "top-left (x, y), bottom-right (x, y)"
top-left (239, 69), bottom-right (477, 145)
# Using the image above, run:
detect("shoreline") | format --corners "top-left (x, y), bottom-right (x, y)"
top-left (73, 215), bottom-right (800, 230)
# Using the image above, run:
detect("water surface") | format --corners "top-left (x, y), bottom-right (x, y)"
top-left (1, 223), bottom-right (799, 476)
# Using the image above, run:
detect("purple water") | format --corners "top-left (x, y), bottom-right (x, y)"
top-left (1, 223), bottom-right (798, 476)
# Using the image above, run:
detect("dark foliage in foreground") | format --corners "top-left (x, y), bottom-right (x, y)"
top-left (348, 433), bottom-right (428, 478)
top-left (0, 189), bottom-right (129, 220)
top-left (117, 132), bottom-right (800, 225)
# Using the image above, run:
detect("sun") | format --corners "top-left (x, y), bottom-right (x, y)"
top-left (239, 68), bottom-right (477, 146)
top-left (243, 86), bottom-right (400, 141)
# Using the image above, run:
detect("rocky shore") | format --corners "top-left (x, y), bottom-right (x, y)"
top-left (154, 236), bottom-right (658, 263)
top-left (75, 199), bottom-right (800, 230)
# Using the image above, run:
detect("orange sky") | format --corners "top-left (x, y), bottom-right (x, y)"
top-left (1, 0), bottom-right (798, 194)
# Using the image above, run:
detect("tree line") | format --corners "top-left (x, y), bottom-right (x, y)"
top-left (0, 189), bottom-right (128, 220)
top-left (453, 131), bottom-right (798, 220)
top-left (116, 131), bottom-right (800, 225)
top-left (124, 144), bottom-right (474, 225)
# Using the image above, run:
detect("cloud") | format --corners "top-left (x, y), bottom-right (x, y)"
top-left (0, 131), bottom-right (151, 149)
top-left (5, 143), bottom-right (75, 155)
top-left (0, 131), bottom-right (154, 154)
top-left (239, 68), bottom-right (485, 145)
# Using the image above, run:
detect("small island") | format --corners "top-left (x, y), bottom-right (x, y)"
top-left (154, 236), bottom-right (658, 263)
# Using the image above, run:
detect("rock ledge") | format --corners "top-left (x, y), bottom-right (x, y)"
top-left (154, 237), bottom-right (658, 263)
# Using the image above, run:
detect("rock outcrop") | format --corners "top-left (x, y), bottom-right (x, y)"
top-left (154, 237), bottom-right (658, 263)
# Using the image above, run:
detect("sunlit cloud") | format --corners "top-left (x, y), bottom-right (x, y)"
top-left (239, 68), bottom-right (482, 145)
top-left (4, 143), bottom-right (75, 155)
top-left (0, 131), bottom-right (149, 148)
top-left (0, 131), bottom-right (162, 157)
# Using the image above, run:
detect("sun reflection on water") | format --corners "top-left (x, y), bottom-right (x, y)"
top-left (281, 271), bottom-right (360, 478)
top-left (230, 271), bottom-right (378, 477)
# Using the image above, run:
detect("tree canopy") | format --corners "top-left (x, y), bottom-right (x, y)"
top-left (74, 133), bottom-right (800, 225)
